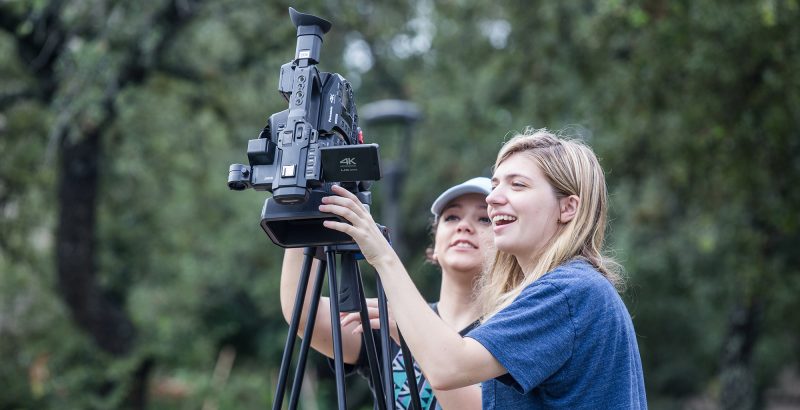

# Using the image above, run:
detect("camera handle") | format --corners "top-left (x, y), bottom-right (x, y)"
top-left (273, 243), bottom-right (422, 410)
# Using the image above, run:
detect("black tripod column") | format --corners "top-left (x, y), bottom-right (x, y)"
top-left (326, 247), bottom-right (348, 410)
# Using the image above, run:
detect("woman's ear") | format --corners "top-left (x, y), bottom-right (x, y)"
top-left (559, 195), bottom-right (580, 224)
top-left (425, 248), bottom-right (439, 265)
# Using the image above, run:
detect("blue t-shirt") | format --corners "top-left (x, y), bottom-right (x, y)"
top-left (467, 259), bottom-right (647, 409)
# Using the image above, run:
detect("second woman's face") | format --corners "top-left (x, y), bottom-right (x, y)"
top-left (433, 193), bottom-right (494, 275)
top-left (487, 153), bottom-right (562, 268)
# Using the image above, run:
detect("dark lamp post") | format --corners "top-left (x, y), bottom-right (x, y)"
top-left (360, 100), bottom-right (422, 260)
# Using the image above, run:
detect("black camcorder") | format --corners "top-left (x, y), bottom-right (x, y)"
top-left (228, 7), bottom-right (381, 247)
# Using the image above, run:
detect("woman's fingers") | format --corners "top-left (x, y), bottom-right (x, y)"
top-left (321, 219), bottom-right (354, 236)
top-left (320, 187), bottom-right (368, 216)
top-left (340, 309), bottom-right (379, 327)
top-left (319, 186), bottom-right (379, 231)
top-left (340, 312), bottom-right (361, 328)
top-left (318, 189), bottom-right (393, 265)
top-left (350, 319), bottom-right (384, 335)
top-left (329, 184), bottom-right (361, 203)
top-left (340, 306), bottom-right (395, 328)
top-left (363, 298), bottom-right (393, 315)
top-left (319, 194), bottom-right (370, 238)
top-left (367, 318), bottom-right (382, 330)
top-left (340, 307), bottom-right (379, 326)
top-left (320, 198), bottom-right (361, 220)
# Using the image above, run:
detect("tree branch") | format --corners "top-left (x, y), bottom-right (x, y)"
top-left (0, 88), bottom-right (37, 110)
top-left (0, 0), bottom-right (67, 100)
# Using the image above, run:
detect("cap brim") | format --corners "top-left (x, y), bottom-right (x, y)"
top-left (430, 177), bottom-right (492, 218)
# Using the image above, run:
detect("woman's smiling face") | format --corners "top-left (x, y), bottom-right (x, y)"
top-left (432, 193), bottom-right (494, 275)
top-left (486, 153), bottom-right (562, 270)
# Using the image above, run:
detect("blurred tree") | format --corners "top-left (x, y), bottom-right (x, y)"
top-left (1, 0), bottom-right (211, 407)
top-left (571, 3), bottom-right (800, 408)
top-left (0, 0), bottom-right (413, 408)
top-left (2, 0), bottom-right (799, 409)
top-left (351, 1), bottom-right (800, 408)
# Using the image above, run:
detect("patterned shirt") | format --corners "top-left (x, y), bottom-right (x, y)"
top-left (345, 303), bottom-right (479, 409)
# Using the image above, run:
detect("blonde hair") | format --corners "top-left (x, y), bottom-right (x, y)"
top-left (478, 128), bottom-right (623, 320)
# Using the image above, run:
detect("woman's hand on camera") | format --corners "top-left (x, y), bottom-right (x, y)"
top-left (319, 184), bottom-right (393, 266)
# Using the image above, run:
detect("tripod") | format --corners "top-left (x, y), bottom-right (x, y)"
top-left (273, 243), bottom-right (423, 410)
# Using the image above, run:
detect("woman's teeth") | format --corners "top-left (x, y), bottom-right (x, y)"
top-left (492, 215), bottom-right (517, 225)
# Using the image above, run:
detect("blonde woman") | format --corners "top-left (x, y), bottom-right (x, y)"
top-left (320, 129), bottom-right (647, 408)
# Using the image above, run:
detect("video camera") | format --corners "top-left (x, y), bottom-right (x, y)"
top-left (228, 7), bottom-right (381, 247)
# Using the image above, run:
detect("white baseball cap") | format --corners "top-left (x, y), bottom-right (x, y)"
top-left (430, 177), bottom-right (492, 218)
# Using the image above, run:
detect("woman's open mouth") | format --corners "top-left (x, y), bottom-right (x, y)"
top-left (492, 214), bottom-right (517, 226)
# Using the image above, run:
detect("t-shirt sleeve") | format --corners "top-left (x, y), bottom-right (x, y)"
top-left (466, 281), bottom-right (575, 394)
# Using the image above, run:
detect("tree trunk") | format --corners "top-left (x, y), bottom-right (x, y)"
top-left (56, 130), bottom-right (136, 356)
top-left (719, 299), bottom-right (762, 410)
top-left (55, 129), bottom-right (151, 410)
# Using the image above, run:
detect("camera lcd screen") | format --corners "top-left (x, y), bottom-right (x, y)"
top-left (320, 144), bottom-right (382, 182)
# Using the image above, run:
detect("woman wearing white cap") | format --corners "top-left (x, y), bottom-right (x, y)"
top-left (280, 177), bottom-right (492, 409)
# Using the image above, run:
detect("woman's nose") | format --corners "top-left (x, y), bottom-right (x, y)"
top-left (457, 219), bottom-right (474, 233)
top-left (486, 187), bottom-right (503, 205)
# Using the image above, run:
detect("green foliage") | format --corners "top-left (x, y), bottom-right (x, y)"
top-left (2, 0), bottom-right (799, 408)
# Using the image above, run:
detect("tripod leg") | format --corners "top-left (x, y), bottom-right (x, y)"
top-left (346, 254), bottom-right (388, 410)
top-left (377, 277), bottom-right (395, 410)
top-left (287, 259), bottom-right (327, 409)
top-left (273, 247), bottom-right (316, 410)
top-left (326, 248), bottom-right (348, 410)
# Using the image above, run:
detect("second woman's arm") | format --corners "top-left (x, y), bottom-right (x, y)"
top-left (280, 248), bottom-right (363, 363)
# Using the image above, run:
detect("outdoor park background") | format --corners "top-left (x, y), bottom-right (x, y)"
top-left (1, 1), bottom-right (799, 409)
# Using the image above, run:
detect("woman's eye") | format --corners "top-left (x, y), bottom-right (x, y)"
top-left (444, 215), bottom-right (459, 222)
top-left (479, 216), bottom-right (491, 224)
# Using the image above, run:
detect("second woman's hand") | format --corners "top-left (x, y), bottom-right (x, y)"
top-left (340, 298), bottom-right (401, 344)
